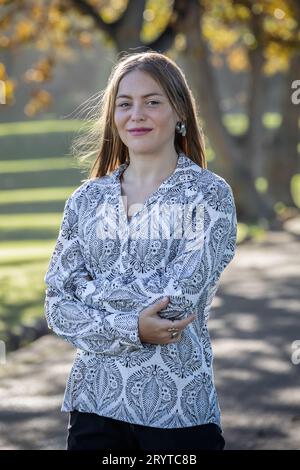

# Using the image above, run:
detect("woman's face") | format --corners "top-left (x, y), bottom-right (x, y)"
top-left (114, 70), bottom-right (180, 156)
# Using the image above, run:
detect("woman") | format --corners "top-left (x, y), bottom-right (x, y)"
top-left (44, 51), bottom-right (237, 451)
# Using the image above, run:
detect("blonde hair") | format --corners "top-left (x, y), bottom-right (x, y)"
top-left (71, 50), bottom-right (207, 179)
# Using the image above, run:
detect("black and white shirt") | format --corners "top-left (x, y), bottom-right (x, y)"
top-left (44, 152), bottom-right (237, 429)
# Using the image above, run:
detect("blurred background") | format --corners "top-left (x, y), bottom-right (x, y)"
top-left (0, 0), bottom-right (299, 450)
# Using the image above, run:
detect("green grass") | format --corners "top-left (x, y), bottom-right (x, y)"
top-left (0, 186), bottom-right (76, 204)
top-left (0, 119), bottom-right (84, 348)
top-left (0, 157), bottom-right (78, 173)
top-left (0, 213), bottom-right (62, 229)
top-left (0, 240), bottom-right (56, 264)
top-left (0, 241), bottom-right (55, 342)
top-left (0, 119), bottom-right (85, 136)
top-left (0, 214), bottom-right (62, 241)
top-left (0, 259), bottom-right (51, 340)
top-left (0, 167), bottom-right (82, 190)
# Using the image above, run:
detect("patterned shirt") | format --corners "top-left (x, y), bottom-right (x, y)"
top-left (44, 152), bottom-right (237, 429)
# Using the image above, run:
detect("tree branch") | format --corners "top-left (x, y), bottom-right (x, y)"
top-left (69, 0), bottom-right (117, 36)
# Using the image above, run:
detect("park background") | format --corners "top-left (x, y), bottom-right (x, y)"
top-left (0, 0), bottom-right (299, 449)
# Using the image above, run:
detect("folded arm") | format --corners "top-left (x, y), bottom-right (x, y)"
top-left (75, 182), bottom-right (237, 320)
top-left (44, 193), bottom-right (144, 354)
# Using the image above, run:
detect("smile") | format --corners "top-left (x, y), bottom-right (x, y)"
top-left (128, 129), bottom-right (152, 136)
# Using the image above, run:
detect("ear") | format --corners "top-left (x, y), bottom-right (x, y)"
top-left (174, 114), bottom-right (182, 124)
top-left (176, 111), bottom-right (185, 123)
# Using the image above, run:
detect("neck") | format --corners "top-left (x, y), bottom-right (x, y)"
top-left (123, 150), bottom-right (179, 186)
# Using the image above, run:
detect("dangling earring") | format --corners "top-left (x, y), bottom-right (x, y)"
top-left (175, 121), bottom-right (187, 137)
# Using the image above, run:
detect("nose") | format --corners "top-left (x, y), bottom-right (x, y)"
top-left (130, 104), bottom-right (146, 121)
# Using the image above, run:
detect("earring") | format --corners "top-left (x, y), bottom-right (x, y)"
top-left (175, 121), bottom-right (187, 137)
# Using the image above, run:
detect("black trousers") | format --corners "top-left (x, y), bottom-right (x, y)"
top-left (66, 410), bottom-right (225, 451)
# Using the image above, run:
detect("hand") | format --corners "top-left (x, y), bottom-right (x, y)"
top-left (138, 297), bottom-right (196, 345)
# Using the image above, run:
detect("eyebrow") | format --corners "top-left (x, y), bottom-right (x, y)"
top-left (116, 93), bottom-right (164, 100)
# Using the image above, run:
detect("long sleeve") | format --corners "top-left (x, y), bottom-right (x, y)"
top-left (44, 192), bottom-right (144, 355)
top-left (75, 181), bottom-right (237, 320)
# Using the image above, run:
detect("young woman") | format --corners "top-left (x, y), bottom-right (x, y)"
top-left (44, 51), bottom-right (237, 451)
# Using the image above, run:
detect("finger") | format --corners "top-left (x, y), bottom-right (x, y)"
top-left (162, 318), bottom-right (184, 331)
top-left (156, 310), bottom-right (196, 330)
top-left (164, 332), bottom-right (181, 344)
top-left (144, 297), bottom-right (170, 315)
top-left (170, 332), bottom-right (182, 343)
top-left (187, 313), bottom-right (197, 323)
top-left (155, 296), bottom-right (170, 309)
top-left (177, 314), bottom-right (196, 327)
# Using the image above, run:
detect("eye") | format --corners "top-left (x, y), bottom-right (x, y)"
top-left (117, 101), bottom-right (160, 108)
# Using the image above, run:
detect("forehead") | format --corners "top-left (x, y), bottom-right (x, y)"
top-left (116, 70), bottom-right (165, 98)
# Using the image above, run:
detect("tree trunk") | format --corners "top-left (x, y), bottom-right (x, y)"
top-left (266, 53), bottom-right (300, 209)
top-left (174, 1), bottom-right (278, 225)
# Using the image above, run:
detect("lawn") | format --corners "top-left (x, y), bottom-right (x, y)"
top-left (0, 119), bottom-right (83, 349)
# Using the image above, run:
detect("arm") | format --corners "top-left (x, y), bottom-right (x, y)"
top-left (44, 192), bottom-right (144, 355)
top-left (75, 181), bottom-right (237, 319)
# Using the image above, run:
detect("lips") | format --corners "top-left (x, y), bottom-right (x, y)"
top-left (128, 129), bottom-right (152, 136)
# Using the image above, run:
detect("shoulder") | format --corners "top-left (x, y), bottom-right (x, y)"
top-left (187, 160), bottom-right (235, 215)
top-left (184, 155), bottom-right (233, 194)
top-left (203, 169), bottom-right (235, 215)
top-left (200, 167), bottom-right (234, 195)
top-left (66, 174), bottom-right (114, 209)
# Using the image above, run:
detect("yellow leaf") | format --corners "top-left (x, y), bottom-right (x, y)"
top-left (24, 69), bottom-right (44, 83)
top-left (1, 79), bottom-right (16, 104)
top-left (0, 63), bottom-right (6, 80)
top-left (227, 47), bottom-right (249, 72)
top-left (25, 90), bottom-right (52, 117)
top-left (79, 32), bottom-right (92, 47)
top-left (15, 20), bottom-right (35, 41)
top-left (0, 36), bottom-right (10, 48)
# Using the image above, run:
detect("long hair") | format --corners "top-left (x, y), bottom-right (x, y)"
top-left (71, 51), bottom-right (207, 179)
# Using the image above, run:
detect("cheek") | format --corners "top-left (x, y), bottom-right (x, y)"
top-left (114, 112), bottom-right (124, 130)
top-left (156, 110), bottom-right (175, 127)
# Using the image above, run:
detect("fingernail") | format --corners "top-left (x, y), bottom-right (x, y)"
top-left (163, 296), bottom-right (169, 301)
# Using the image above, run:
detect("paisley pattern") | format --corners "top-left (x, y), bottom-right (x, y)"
top-left (126, 364), bottom-right (178, 426)
top-left (44, 152), bottom-right (237, 429)
top-left (181, 373), bottom-right (217, 424)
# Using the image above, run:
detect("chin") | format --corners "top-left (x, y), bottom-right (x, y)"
top-left (128, 145), bottom-right (158, 154)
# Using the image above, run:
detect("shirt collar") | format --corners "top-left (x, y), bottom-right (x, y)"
top-left (103, 152), bottom-right (203, 223)
top-left (110, 151), bottom-right (202, 187)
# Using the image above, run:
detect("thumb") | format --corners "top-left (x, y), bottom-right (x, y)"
top-left (157, 296), bottom-right (169, 306)
top-left (147, 296), bottom-right (169, 315)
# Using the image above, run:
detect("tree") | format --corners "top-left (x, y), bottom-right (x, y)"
top-left (1, 0), bottom-right (299, 227)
